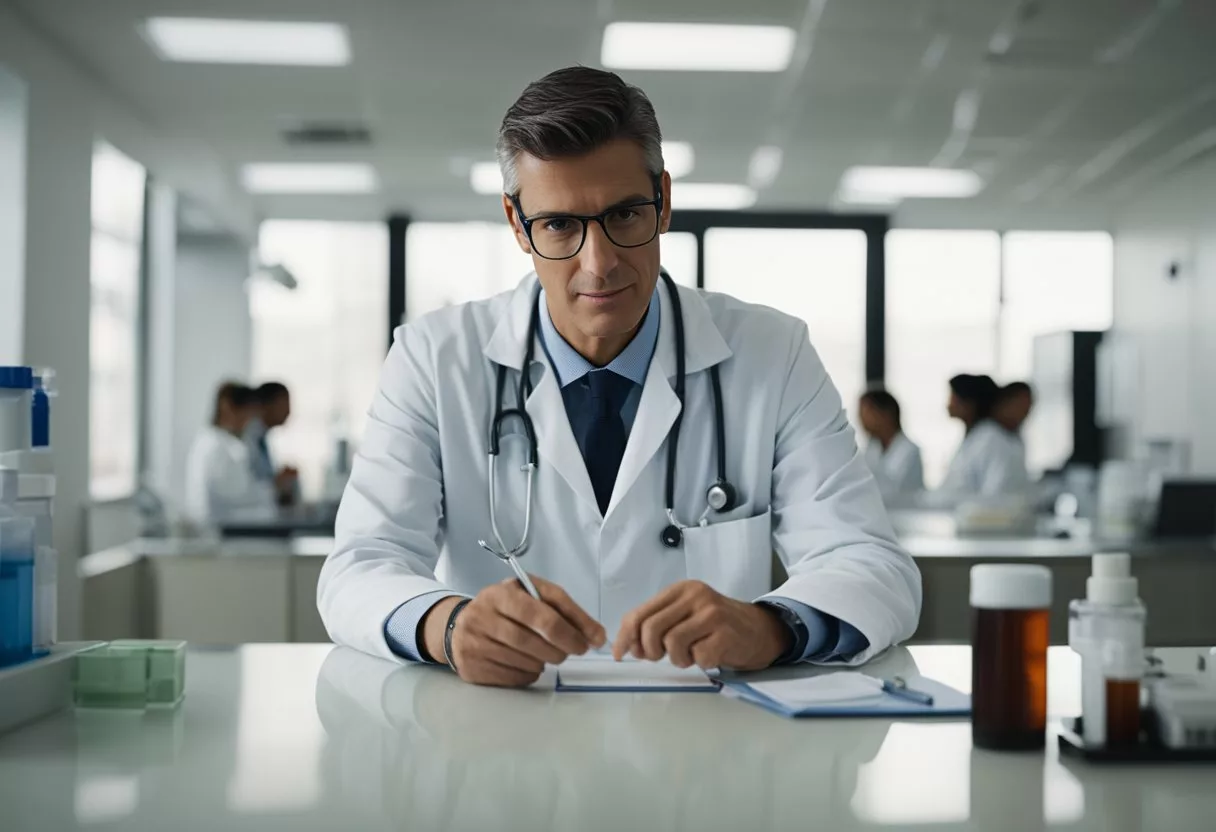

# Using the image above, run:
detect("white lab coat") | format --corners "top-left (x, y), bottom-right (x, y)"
top-left (319, 276), bottom-right (921, 666)
top-left (863, 432), bottom-right (925, 496)
top-left (938, 419), bottom-right (1029, 497)
top-left (183, 425), bottom-right (278, 526)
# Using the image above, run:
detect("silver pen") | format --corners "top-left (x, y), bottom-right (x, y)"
top-left (881, 675), bottom-right (935, 706)
top-left (505, 554), bottom-right (542, 601)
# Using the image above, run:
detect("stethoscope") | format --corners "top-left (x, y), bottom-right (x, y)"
top-left (477, 270), bottom-right (736, 566)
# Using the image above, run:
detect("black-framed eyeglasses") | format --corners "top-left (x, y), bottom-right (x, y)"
top-left (510, 183), bottom-right (663, 261)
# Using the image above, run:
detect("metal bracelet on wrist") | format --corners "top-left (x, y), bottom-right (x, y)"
top-left (443, 598), bottom-right (472, 673)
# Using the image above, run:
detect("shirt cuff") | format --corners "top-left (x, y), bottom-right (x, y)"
top-left (764, 596), bottom-right (870, 663)
top-left (383, 590), bottom-right (460, 663)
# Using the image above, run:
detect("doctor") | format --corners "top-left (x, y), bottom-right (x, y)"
top-left (319, 67), bottom-right (920, 687)
top-left (184, 382), bottom-right (279, 526)
top-left (859, 389), bottom-right (924, 496)
top-left (938, 374), bottom-right (1029, 496)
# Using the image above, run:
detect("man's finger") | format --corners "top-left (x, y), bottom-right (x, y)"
top-left (662, 611), bottom-right (715, 668)
top-left (534, 577), bottom-right (607, 647)
top-left (498, 590), bottom-right (590, 656)
top-left (485, 618), bottom-right (568, 666)
top-left (691, 632), bottom-right (729, 671)
top-left (638, 600), bottom-right (694, 661)
top-left (464, 657), bottom-right (541, 688)
top-left (613, 582), bottom-right (691, 660)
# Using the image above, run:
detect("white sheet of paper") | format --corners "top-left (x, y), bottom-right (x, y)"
top-left (557, 655), bottom-right (716, 690)
top-left (747, 673), bottom-right (886, 706)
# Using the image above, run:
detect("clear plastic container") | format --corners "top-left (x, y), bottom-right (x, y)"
top-left (73, 640), bottom-right (187, 709)
top-left (0, 484), bottom-right (36, 668)
top-left (1068, 553), bottom-right (1146, 748)
top-left (0, 515), bottom-right (36, 666)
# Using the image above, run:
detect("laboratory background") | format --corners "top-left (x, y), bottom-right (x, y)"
top-left (1, 0), bottom-right (1216, 830)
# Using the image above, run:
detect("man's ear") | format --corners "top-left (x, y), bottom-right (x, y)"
top-left (503, 194), bottom-right (533, 254)
top-left (658, 170), bottom-right (672, 234)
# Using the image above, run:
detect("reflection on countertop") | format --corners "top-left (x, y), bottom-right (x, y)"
top-left (2, 645), bottom-right (1214, 831)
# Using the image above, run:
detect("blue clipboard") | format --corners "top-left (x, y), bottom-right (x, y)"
top-left (719, 675), bottom-right (971, 718)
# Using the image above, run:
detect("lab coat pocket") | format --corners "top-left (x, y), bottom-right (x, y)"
top-left (681, 509), bottom-right (773, 601)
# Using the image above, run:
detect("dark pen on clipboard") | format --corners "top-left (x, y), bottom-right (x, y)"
top-left (878, 675), bottom-right (935, 706)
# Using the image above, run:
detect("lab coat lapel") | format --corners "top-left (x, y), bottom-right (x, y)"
top-left (606, 279), bottom-right (733, 518)
top-left (483, 274), bottom-right (600, 512)
top-left (525, 365), bottom-right (599, 512)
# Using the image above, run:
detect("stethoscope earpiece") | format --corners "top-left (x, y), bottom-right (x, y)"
top-left (706, 480), bottom-right (738, 513)
top-left (660, 524), bottom-right (683, 549)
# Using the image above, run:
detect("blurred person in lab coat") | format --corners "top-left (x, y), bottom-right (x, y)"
top-left (939, 374), bottom-right (1029, 497)
top-left (247, 381), bottom-right (299, 504)
top-left (184, 382), bottom-right (282, 526)
top-left (858, 389), bottom-right (924, 496)
top-left (993, 381), bottom-right (1034, 434)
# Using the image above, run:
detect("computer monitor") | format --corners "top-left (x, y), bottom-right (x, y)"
top-left (1153, 481), bottom-right (1216, 538)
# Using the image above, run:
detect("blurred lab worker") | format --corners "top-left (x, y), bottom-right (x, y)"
top-left (993, 381), bottom-right (1034, 434)
top-left (319, 66), bottom-right (920, 688)
top-left (247, 381), bottom-right (299, 504)
top-left (184, 382), bottom-right (278, 526)
top-left (939, 374), bottom-right (1029, 496)
top-left (859, 389), bottom-right (924, 496)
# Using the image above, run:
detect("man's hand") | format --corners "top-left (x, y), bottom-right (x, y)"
top-left (422, 576), bottom-right (607, 687)
top-left (612, 581), bottom-right (792, 671)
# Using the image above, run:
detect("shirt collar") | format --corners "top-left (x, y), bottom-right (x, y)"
top-left (538, 286), bottom-right (660, 388)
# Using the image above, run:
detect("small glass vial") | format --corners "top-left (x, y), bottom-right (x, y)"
top-left (1068, 553), bottom-right (1146, 749)
top-left (970, 564), bottom-right (1052, 750)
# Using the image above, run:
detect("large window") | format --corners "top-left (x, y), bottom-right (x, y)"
top-left (89, 142), bottom-right (146, 499)
top-left (999, 232), bottom-right (1114, 380)
top-left (251, 221), bottom-right (388, 498)
top-left (405, 222), bottom-right (533, 322)
top-left (659, 230), bottom-right (698, 288)
top-left (704, 228), bottom-right (869, 419)
top-left (886, 231), bottom-right (1001, 487)
top-left (886, 230), bottom-right (1113, 486)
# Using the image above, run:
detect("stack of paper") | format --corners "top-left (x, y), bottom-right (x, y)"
top-left (744, 674), bottom-right (887, 706)
top-left (720, 671), bottom-right (971, 718)
top-left (556, 655), bottom-right (719, 693)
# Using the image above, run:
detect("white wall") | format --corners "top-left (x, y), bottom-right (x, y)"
top-left (0, 5), bottom-right (255, 637)
top-left (1112, 155), bottom-right (1216, 474)
top-left (163, 235), bottom-right (253, 512)
top-left (0, 65), bottom-right (27, 363)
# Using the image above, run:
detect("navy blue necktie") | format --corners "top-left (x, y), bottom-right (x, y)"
top-left (570, 370), bottom-right (634, 515)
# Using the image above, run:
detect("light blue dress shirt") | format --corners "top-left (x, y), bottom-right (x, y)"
top-left (384, 287), bottom-right (867, 664)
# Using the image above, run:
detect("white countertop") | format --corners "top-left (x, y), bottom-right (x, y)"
top-left (1, 644), bottom-right (1213, 831)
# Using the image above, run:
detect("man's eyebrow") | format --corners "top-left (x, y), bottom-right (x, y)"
top-left (526, 193), bottom-right (653, 219)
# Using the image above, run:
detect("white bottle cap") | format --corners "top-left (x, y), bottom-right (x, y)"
top-left (970, 564), bottom-right (1052, 609)
top-left (1086, 552), bottom-right (1138, 605)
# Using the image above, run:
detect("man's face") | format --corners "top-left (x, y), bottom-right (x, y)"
top-left (858, 399), bottom-right (878, 436)
top-left (996, 390), bottom-right (1032, 429)
top-left (503, 138), bottom-right (672, 354)
top-left (947, 392), bottom-right (970, 421)
top-left (266, 395), bottom-right (291, 428)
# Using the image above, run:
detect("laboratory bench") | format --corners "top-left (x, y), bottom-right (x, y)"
top-left (77, 523), bottom-right (1216, 648)
top-left (1, 643), bottom-right (1213, 831)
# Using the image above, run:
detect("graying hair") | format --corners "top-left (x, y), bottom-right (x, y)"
top-left (496, 66), bottom-right (664, 196)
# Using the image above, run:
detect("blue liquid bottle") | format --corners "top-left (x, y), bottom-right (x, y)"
top-left (0, 467), bottom-right (36, 668)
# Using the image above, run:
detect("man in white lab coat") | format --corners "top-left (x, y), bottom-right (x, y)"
top-left (859, 389), bottom-right (925, 497)
top-left (318, 67), bottom-right (920, 687)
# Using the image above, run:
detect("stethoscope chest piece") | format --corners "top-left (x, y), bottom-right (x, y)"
top-left (706, 480), bottom-right (737, 513)
top-left (660, 524), bottom-right (683, 549)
